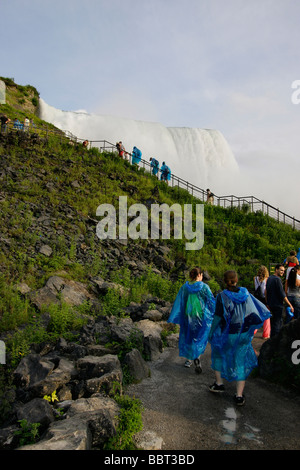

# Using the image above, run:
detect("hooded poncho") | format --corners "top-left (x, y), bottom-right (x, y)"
top-left (168, 281), bottom-right (215, 360)
top-left (209, 287), bottom-right (271, 381)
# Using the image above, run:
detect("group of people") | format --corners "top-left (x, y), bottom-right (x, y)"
top-left (253, 251), bottom-right (300, 335)
top-left (116, 141), bottom-right (144, 167)
top-left (167, 258), bottom-right (299, 406)
top-left (0, 115), bottom-right (31, 133)
top-left (150, 157), bottom-right (171, 183)
top-left (115, 141), bottom-right (172, 183)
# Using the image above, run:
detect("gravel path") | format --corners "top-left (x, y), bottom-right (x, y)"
top-left (128, 336), bottom-right (300, 450)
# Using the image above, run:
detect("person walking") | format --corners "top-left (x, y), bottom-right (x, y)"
top-left (209, 270), bottom-right (271, 406)
top-left (168, 267), bottom-right (215, 374)
top-left (149, 157), bottom-right (159, 177)
top-left (265, 264), bottom-right (294, 337)
top-left (253, 265), bottom-right (271, 338)
top-left (285, 265), bottom-right (300, 320)
top-left (131, 146), bottom-right (142, 166)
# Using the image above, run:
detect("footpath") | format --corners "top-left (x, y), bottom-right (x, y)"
top-left (128, 335), bottom-right (300, 451)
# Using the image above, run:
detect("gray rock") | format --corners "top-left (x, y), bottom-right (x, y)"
top-left (18, 396), bottom-right (119, 450)
top-left (13, 354), bottom-right (55, 389)
top-left (136, 319), bottom-right (163, 361)
top-left (76, 354), bottom-right (121, 380)
top-left (16, 398), bottom-right (55, 431)
top-left (28, 275), bottom-right (94, 309)
top-left (39, 245), bottom-right (53, 257)
top-left (123, 348), bottom-right (150, 382)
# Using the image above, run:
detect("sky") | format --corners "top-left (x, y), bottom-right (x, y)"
top-left (1, 0), bottom-right (300, 220)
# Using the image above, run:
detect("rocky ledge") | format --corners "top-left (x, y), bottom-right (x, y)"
top-left (0, 292), bottom-right (177, 450)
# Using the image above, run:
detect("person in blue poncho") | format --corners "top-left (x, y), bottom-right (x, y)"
top-left (149, 157), bottom-right (159, 176)
top-left (160, 162), bottom-right (171, 183)
top-left (209, 270), bottom-right (271, 406)
top-left (131, 146), bottom-right (142, 166)
top-left (168, 267), bottom-right (216, 374)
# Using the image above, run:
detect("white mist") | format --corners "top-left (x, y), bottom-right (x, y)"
top-left (38, 98), bottom-right (239, 193)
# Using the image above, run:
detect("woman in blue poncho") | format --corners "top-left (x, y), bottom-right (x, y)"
top-left (209, 270), bottom-right (271, 406)
top-left (131, 146), bottom-right (142, 166)
top-left (160, 162), bottom-right (171, 183)
top-left (168, 267), bottom-right (216, 373)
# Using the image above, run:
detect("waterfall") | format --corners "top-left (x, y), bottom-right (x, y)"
top-left (38, 98), bottom-right (239, 191)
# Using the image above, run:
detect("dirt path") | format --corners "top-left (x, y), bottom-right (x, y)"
top-left (128, 336), bottom-right (300, 450)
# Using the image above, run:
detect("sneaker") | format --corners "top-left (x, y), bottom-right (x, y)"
top-left (184, 360), bottom-right (193, 368)
top-left (209, 382), bottom-right (225, 393)
top-left (194, 358), bottom-right (202, 374)
top-left (234, 394), bottom-right (245, 406)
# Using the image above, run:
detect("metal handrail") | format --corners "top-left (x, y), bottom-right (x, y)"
top-left (2, 121), bottom-right (298, 230)
top-left (88, 139), bottom-right (300, 230)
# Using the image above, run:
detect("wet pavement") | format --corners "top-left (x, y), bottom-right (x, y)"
top-left (128, 334), bottom-right (300, 450)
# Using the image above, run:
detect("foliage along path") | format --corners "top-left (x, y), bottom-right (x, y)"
top-left (128, 335), bottom-right (300, 450)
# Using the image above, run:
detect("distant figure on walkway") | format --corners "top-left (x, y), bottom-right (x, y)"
top-left (284, 250), bottom-right (299, 279)
top-left (116, 141), bottom-right (127, 160)
top-left (82, 140), bottom-right (89, 148)
top-left (206, 189), bottom-right (214, 205)
top-left (168, 267), bottom-right (215, 374)
top-left (160, 162), bottom-right (171, 183)
top-left (24, 117), bottom-right (30, 132)
top-left (132, 146), bottom-right (142, 166)
top-left (0, 114), bottom-right (10, 133)
top-left (149, 157), bottom-right (159, 177)
top-left (13, 118), bottom-right (23, 130)
top-left (266, 264), bottom-right (294, 337)
top-left (209, 270), bottom-right (271, 406)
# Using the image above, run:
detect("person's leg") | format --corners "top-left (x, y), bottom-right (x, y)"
top-left (234, 380), bottom-right (246, 405)
top-left (262, 318), bottom-right (271, 338)
top-left (194, 355), bottom-right (202, 374)
top-left (236, 380), bottom-right (245, 397)
top-left (270, 306), bottom-right (283, 337)
top-left (209, 370), bottom-right (225, 392)
top-left (215, 370), bottom-right (223, 385)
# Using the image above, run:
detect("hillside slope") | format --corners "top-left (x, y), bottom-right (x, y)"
top-left (0, 80), bottom-right (300, 340)
top-left (1, 81), bottom-right (300, 449)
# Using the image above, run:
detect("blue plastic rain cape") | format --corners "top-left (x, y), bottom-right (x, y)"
top-left (209, 287), bottom-right (271, 381)
top-left (132, 146), bottom-right (142, 165)
top-left (150, 158), bottom-right (159, 175)
top-left (168, 281), bottom-right (215, 360)
top-left (160, 164), bottom-right (171, 181)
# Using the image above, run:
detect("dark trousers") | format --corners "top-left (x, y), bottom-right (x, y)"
top-left (270, 305), bottom-right (284, 337)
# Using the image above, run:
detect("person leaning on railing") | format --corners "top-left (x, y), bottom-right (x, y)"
top-left (0, 113), bottom-right (10, 133)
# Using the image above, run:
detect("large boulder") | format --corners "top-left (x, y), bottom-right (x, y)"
top-left (123, 348), bottom-right (150, 383)
top-left (28, 276), bottom-right (95, 309)
top-left (16, 398), bottom-right (55, 432)
top-left (136, 319), bottom-right (163, 361)
top-left (17, 396), bottom-right (119, 450)
top-left (13, 354), bottom-right (55, 389)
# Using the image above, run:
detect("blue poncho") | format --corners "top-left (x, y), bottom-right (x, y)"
top-left (150, 158), bottom-right (159, 175)
top-left (132, 146), bottom-right (142, 165)
top-left (209, 287), bottom-right (271, 381)
top-left (168, 281), bottom-right (216, 360)
top-left (160, 164), bottom-right (171, 181)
